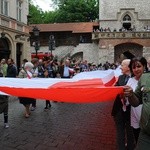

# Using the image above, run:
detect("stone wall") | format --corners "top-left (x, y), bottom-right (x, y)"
top-left (99, 0), bottom-right (150, 31)
top-left (71, 43), bottom-right (99, 63)
top-left (30, 41), bottom-right (150, 65)
top-left (98, 38), bottom-right (150, 62)
top-left (99, 0), bottom-right (150, 20)
top-left (31, 43), bottom-right (100, 64)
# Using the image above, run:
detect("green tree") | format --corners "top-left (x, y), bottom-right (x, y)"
top-left (28, 2), bottom-right (45, 24)
top-left (29, 0), bottom-right (99, 24)
top-left (29, 0), bottom-right (58, 24)
top-left (53, 0), bottom-right (99, 23)
top-left (42, 11), bottom-right (58, 23)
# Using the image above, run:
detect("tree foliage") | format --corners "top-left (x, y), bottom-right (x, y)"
top-left (29, 0), bottom-right (99, 24)
top-left (28, 2), bottom-right (44, 24)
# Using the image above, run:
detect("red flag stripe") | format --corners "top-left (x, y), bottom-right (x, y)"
top-left (0, 86), bottom-right (123, 103)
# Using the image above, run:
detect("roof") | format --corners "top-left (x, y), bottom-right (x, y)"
top-left (29, 22), bottom-right (99, 33)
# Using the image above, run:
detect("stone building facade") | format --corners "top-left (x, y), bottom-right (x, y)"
top-left (99, 0), bottom-right (150, 31)
top-left (92, 0), bottom-right (150, 64)
top-left (0, 0), bottom-right (30, 69)
top-left (30, 0), bottom-right (150, 65)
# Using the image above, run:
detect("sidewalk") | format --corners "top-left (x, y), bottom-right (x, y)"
top-left (0, 97), bottom-right (117, 150)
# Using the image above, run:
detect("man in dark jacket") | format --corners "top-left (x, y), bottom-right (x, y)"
top-left (6, 58), bottom-right (17, 78)
top-left (111, 59), bottom-right (134, 150)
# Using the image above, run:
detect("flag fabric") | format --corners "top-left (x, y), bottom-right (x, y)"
top-left (0, 70), bottom-right (123, 103)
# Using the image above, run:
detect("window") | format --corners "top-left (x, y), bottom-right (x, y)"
top-left (16, 0), bottom-right (22, 21)
top-left (122, 14), bottom-right (132, 30)
top-left (1, 0), bottom-right (9, 16)
top-left (123, 14), bottom-right (131, 21)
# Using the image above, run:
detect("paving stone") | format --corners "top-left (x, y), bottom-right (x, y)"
top-left (0, 96), bottom-right (117, 150)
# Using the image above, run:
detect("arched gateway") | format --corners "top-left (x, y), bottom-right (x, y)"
top-left (114, 43), bottom-right (143, 63)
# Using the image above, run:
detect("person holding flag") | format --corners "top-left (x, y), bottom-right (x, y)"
top-left (18, 62), bottom-right (35, 118)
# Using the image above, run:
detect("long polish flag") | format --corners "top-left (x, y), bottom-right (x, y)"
top-left (0, 69), bottom-right (123, 103)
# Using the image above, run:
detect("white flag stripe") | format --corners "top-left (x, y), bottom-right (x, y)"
top-left (0, 69), bottom-right (121, 89)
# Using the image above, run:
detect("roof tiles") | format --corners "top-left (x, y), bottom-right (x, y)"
top-left (30, 22), bottom-right (99, 33)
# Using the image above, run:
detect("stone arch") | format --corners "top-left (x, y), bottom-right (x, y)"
top-left (120, 11), bottom-right (134, 21)
top-left (114, 43), bottom-right (143, 63)
top-left (71, 52), bottom-right (83, 61)
top-left (123, 14), bottom-right (131, 21)
top-left (0, 32), bottom-right (15, 60)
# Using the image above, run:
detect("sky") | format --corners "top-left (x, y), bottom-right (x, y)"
top-left (32, 0), bottom-right (54, 12)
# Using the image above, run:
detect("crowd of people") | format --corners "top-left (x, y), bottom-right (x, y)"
top-left (0, 55), bottom-right (150, 150)
top-left (93, 25), bottom-right (150, 33)
top-left (0, 56), bottom-right (118, 127)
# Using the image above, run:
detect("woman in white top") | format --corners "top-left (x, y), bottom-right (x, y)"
top-left (127, 57), bottom-right (148, 144)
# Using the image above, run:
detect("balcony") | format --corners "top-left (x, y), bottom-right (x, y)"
top-left (92, 31), bottom-right (150, 40)
top-left (0, 15), bottom-right (28, 34)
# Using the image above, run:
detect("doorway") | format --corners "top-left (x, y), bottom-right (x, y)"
top-left (0, 38), bottom-right (10, 60)
top-left (114, 43), bottom-right (143, 63)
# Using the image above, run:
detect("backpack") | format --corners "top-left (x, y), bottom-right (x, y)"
top-left (138, 73), bottom-right (150, 135)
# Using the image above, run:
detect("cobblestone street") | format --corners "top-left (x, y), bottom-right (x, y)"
top-left (0, 97), bottom-right (117, 150)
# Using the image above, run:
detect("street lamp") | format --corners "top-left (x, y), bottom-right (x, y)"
top-left (49, 35), bottom-right (55, 57)
top-left (32, 26), bottom-right (40, 57)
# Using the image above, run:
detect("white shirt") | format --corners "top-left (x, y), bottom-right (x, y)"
top-left (63, 66), bottom-right (70, 77)
top-left (127, 77), bottom-right (142, 129)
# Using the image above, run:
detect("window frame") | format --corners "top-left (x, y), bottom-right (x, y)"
top-left (16, 0), bottom-right (22, 21)
top-left (1, 0), bottom-right (9, 16)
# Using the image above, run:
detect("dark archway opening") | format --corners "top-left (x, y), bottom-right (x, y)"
top-left (114, 43), bottom-right (143, 63)
top-left (123, 51), bottom-right (135, 59)
top-left (0, 38), bottom-right (10, 60)
top-left (71, 52), bottom-right (83, 61)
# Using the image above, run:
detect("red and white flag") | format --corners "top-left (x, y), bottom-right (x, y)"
top-left (0, 70), bottom-right (123, 103)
